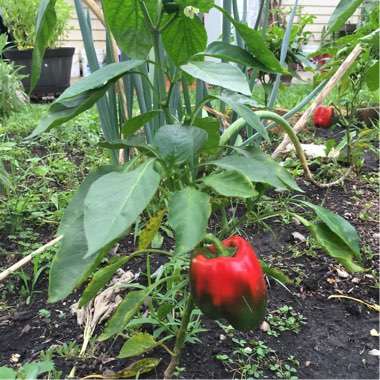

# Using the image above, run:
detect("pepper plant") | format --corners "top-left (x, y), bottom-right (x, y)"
top-left (30, 0), bottom-right (366, 378)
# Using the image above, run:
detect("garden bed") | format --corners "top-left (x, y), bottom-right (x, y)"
top-left (0, 122), bottom-right (379, 379)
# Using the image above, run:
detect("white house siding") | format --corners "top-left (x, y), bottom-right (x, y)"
top-left (63, 0), bottom-right (363, 77)
top-left (282, 0), bottom-right (362, 53)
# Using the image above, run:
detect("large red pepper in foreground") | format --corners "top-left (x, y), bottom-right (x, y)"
top-left (190, 236), bottom-right (268, 332)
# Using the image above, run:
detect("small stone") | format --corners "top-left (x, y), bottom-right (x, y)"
top-left (292, 217), bottom-right (301, 226)
top-left (369, 349), bottom-right (380, 356)
top-left (10, 354), bottom-right (20, 363)
top-left (219, 334), bottom-right (226, 341)
top-left (292, 231), bottom-right (306, 242)
top-left (370, 329), bottom-right (379, 337)
top-left (351, 277), bottom-right (360, 284)
top-left (260, 321), bottom-right (270, 332)
top-left (373, 233), bottom-right (380, 240)
top-left (336, 268), bottom-right (350, 279)
top-left (305, 361), bottom-right (311, 367)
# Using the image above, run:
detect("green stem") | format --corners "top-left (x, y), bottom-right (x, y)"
top-left (201, 233), bottom-right (229, 256)
top-left (139, 0), bottom-right (173, 124)
top-left (163, 294), bottom-right (195, 379)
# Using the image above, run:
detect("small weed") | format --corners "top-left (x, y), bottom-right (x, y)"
top-left (216, 338), bottom-right (299, 379)
top-left (267, 306), bottom-right (307, 337)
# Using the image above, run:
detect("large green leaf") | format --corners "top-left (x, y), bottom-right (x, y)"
top-left (99, 288), bottom-right (151, 340)
top-left (0, 367), bottom-right (16, 380)
top-left (191, 117), bottom-right (221, 154)
top-left (153, 124), bottom-right (208, 165)
top-left (327, 0), bottom-right (364, 34)
top-left (118, 332), bottom-right (160, 358)
top-left (84, 160), bottom-right (160, 255)
top-left (181, 61), bottom-right (251, 96)
top-left (215, 93), bottom-right (269, 141)
top-left (57, 165), bottom-right (121, 236)
top-left (29, 60), bottom-right (144, 138)
top-left (49, 214), bottom-right (108, 302)
top-left (50, 166), bottom-right (122, 302)
top-left (210, 151), bottom-right (302, 191)
top-left (215, 6), bottom-right (287, 74)
top-left (102, 0), bottom-right (154, 59)
top-left (309, 223), bottom-right (365, 272)
top-left (365, 60), bottom-right (379, 91)
top-left (31, 0), bottom-right (57, 93)
top-left (122, 110), bottom-right (161, 138)
top-left (168, 187), bottom-right (211, 255)
top-left (195, 41), bottom-right (277, 73)
top-left (201, 170), bottom-right (258, 198)
top-left (301, 201), bottom-right (361, 261)
top-left (162, 15), bottom-right (207, 65)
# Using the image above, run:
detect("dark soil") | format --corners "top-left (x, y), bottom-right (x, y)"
top-left (0, 129), bottom-right (379, 379)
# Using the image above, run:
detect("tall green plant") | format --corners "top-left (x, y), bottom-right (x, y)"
top-left (29, 1), bottom-right (366, 378)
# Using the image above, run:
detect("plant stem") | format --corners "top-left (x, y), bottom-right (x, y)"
top-left (201, 233), bottom-right (229, 256)
top-left (138, 0), bottom-right (173, 124)
top-left (163, 294), bottom-right (195, 379)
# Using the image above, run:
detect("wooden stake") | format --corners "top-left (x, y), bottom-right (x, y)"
top-left (0, 235), bottom-right (63, 283)
top-left (271, 44), bottom-right (362, 159)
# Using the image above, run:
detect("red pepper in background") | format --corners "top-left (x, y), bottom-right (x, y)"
top-left (190, 236), bottom-right (268, 332)
top-left (313, 105), bottom-right (335, 129)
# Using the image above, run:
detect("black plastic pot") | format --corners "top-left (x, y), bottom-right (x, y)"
top-left (3, 47), bottom-right (75, 96)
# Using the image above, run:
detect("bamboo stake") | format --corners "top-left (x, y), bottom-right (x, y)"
top-left (0, 235), bottom-right (63, 283)
top-left (271, 44), bottom-right (363, 159)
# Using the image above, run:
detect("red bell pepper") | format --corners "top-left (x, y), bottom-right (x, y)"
top-left (190, 236), bottom-right (268, 331)
top-left (313, 105), bottom-right (335, 129)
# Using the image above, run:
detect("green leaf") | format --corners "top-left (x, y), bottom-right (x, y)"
top-left (153, 124), bottom-right (208, 165)
top-left (201, 170), bottom-right (258, 198)
top-left (210, 152), bottom-right (302, 191)
top-left (112, 358), bottom-right (161, 378)
top-left (84, 160), bottom-right (160, 256)
top-left (138, 209), bottom-right (166, 250)
top-left (79, 255), bottom-right (131, 307)
top-left (327, 0), bottom-right (364, 34)
top-left (0, 367), bottom-right (16, 380)
top-left (301, 201), bottom-right (361, 261)
top-left (99, 288), bottom-right (151, 340)
top-left (181, 61), bottom-right (251, 96)
top-left (49, 215), bottom-right (109, 302)
top-left (195, 41), bottom-right (278, 73)
top-left (50, 166), bottom-right (123, 302)
top-left (19, 362), bottom-right (55, 380)
top-left (215, 93), bottom-right (269, 141)
top-left (191, 117), bottom-right (221, 154)
top-left (29, 60), bottom-right (144, 138)
top-left (118, 332), bottom-right (161, 358)
top-left (157, 303), bottom-right (175, 319)
top-left (260, 260), bottom-right (293, 284)
top-left (57, 165), bottom-right (121, 236)
top-left (102, 0), bottom-right (154, 59)
top-left (215, 6), bottom-right (288, 74)
top-left (168, 187), bottom-right (211, 255)
top-left (122, 111), bottom-right (161, 138)
top-left (309, 223), bottom-right (365, 272)
top-left (31, 0), bottom-right (57, 93)
top-left (99, 137), bottom-right (160, 157)
top-left (365, 60), bottom-right (379, 91)
top-left (162, 15), bottom-right (207, 65)
top-left (180, 0), bottom-right (214, 12)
